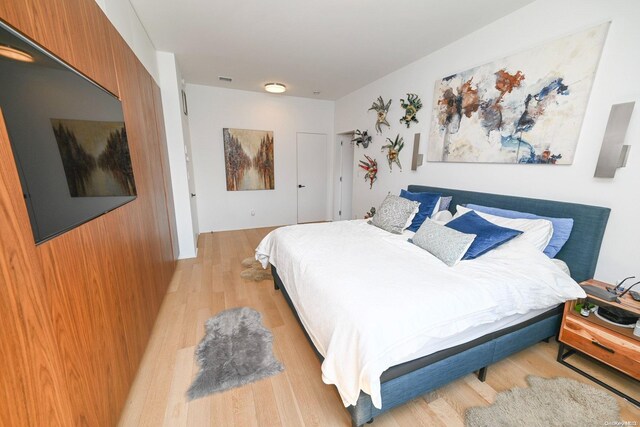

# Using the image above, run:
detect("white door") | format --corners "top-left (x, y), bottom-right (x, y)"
top-left (297, 133), bottom-right (328, 223)
top-left (333, 134), bottom-right (354, 220)
top-left (339, 137), bottom-right (354, 220)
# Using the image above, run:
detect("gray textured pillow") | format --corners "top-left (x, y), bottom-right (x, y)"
top-left (369, 195), bottom-right (420, 234)
top-left (412, 219), bottom-right (476, 266)
top-left (438, 196), bottom-right (453, 212)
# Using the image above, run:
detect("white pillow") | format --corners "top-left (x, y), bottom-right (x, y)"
top-left (403, 205), bottom-right (420, 230)
top-left (431, 210), bottom-right (453, 224)
top-left (551, 259), bottom-right (571, 276)
top-left (455, 205), bottom-right (553, 252)
top-left (433, 197), bottom-right (441, 213)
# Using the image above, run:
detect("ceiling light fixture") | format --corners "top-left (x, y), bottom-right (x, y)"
top-left (0, 44), bottom-right (34, 62)
top-left (264, 83), bottom-right (286, 94)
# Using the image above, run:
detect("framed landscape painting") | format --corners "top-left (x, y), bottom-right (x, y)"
top-left (427, 23), bottom-right (609, 164)
top-left (223, 128), bottom-right (274, 191)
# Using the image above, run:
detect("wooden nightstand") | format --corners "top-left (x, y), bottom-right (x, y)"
top-left (557, 279), bottom-right (640, 406)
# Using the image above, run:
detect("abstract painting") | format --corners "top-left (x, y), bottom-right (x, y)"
top-left (223, 128), bottom-right (274, 191)
top-left (427, 23), bottom-right (609, 164)
top-left (51, 119), bottom-right (136, 197)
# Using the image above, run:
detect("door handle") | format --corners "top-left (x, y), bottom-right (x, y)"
top-left (191, 193), bottom-right (196, 197)
top-left (298, 185), bottom-right (306, 188)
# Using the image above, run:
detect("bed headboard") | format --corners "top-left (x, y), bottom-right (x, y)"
top-left (407, 185), bottom-right (611, 283)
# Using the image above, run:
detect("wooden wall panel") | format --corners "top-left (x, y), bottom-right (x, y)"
top-left (22, 1), bottom-right (77, 67)
top-left (152, 82), bottom-right (180, 262)
top-left (111, 30), bottom-right (175, 301)
top-left (0, 109), bottom-right (73, 427)
top-left (0, 2), bottom-right (34, 37)
top-left (71, 0), bottom-right (120, 96)
top-left (38, 215), bottom-right (145, 425)
top-left (136, 64), bottom-right (176, 282)
top-left (0, 0), bottom-right (119, 96)
top-left (0, 1), bottom-right (176, 426)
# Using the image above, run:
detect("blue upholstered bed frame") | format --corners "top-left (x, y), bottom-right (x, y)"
top-left (408, 185), bottom-right (610, 283)
top-left (272, 186), bottom-right (611, 427)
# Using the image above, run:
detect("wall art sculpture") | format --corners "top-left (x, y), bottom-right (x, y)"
top-left (369, 96), bottom-right (391, 134)
top-left (364, 206), bottom-right (376, 219)
top-left (358, 155), bottom-right (378, 189)
top-left (382, 134), bottom-right (404, 171)
top-left (352, 129), bottom-right (372, 148)
top-left (399, 93), bottom-right (422, 128)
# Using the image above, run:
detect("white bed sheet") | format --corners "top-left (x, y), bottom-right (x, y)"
top-left (256, 220), bottom-right (585, 409)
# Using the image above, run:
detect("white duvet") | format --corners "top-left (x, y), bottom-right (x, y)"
top-left (256, 220), bottom-right (585, 409)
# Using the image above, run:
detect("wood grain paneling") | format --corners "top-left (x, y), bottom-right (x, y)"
top-left (0, 1), bottom-right (176, 425)
top-left (0, 109), bottom-right (73, 427)
top-left (152, 83), bottom-right (180, 260)
top-left (111, 29), bottom-right (176, 292)
top-left (1, 0), bottom-right (119, 96)
top-left (560, 314), bottom-right (640, 379)
top-left (72, 0), bottom-right (120, 96)
top-left (0, 3), bottom-right (34, 37)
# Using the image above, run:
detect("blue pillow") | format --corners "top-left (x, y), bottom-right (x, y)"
top-left (466, 204), bottom-right (574, 258)
top-left (446, 211), bottom-right (522, 260)
top-left (399, 190), bottom-right (441, 232)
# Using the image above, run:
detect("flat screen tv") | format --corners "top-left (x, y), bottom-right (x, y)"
top-left (0, 22), bottom-right (137, 244)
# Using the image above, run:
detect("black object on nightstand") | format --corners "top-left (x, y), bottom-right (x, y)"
top-left (581, 284), bottom-right (619, 302)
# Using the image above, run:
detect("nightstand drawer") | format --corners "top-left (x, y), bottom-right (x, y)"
top-left (560, 315), bottom-right (640, 380)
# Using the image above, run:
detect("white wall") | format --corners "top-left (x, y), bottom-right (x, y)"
top-left (187, 85), bottom-right (334, 232)
top-left (335, 0), bottom-right (639, 283)
top-left (156, 52), bottom-right (198, 258)
top-left (95, 0), bottom-right (159, 82)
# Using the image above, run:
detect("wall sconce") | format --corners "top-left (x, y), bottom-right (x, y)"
top-left (411, 133), bottom-right (423, 171)
top-left (594, 102), bottom-right (635, 178)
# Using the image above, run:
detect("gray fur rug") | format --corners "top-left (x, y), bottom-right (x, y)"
top-left (466, 375), bottom-right (620, 426)
top-left (187, 307), bottom-right (284, 400)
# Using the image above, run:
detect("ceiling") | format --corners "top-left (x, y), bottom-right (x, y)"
top-left (130, 0), bottom-right (534, 100)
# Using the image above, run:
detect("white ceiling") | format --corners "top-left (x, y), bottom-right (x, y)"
top-left (130, 0), bottom-right (534, 100)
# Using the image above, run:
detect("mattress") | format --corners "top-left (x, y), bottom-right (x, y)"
top-left (391, 304), bottom-right (560, 368)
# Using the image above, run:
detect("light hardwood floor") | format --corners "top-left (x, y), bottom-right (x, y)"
top-left (119, 227), bottom-right (640, 426)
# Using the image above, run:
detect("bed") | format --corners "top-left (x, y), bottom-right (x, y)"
top-left (258, 185), bottom-right (610, 427)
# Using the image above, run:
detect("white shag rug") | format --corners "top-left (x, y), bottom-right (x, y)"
top-left (466, 376), bottom-right (620, 427)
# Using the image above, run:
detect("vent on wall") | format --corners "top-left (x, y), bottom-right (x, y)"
top-left (218, 76), bottom-right (232, 82)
